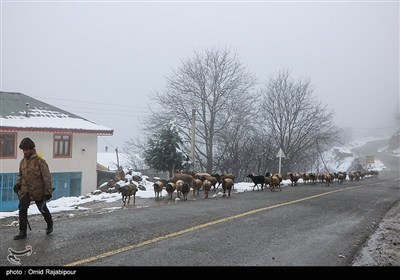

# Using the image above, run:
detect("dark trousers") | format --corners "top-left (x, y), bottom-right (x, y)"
top-left (18, 193), bottom-right (53, 231)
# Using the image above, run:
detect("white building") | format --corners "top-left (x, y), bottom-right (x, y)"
top-left (0, 91), bottom-right (113, 211)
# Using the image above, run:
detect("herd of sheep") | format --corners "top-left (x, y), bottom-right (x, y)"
top-left (100, 169), bottom-right (379, 206)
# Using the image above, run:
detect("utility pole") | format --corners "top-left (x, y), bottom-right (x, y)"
top-left (316, 139), bottom-right (329, 173)
top-left (115, 147), bottom-right (120, 170)
top-left (191, 108), bottom-right (196, 167)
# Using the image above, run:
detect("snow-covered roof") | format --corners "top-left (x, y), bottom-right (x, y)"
top-left (0, 91), bottom-right (113, 135)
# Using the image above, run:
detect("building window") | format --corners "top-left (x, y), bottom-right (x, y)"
top-left (0, 133), bottom-right (16, 158)
top-left (54, 134), bottom-right (72, 157)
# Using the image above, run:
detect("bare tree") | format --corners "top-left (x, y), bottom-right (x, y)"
top-left (259, 69), bottom-right (341, 173)
top-left (214, 117), bottom-right (256, 180)
top-left (122, 137), bottom-right (148, 170)
top-left (145, 47), bottom-right (257, 174)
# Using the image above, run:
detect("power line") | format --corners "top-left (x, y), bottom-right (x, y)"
top-left (31, 95), bottom-right (148, 116)
top-left (99, 136), bottom-right (117, 150)
top-left (54, 105), bottom-right (145, 115)
top-left (66, 110), bottom-right (144, 117)
top-left (32, 95), bottom-right (142, 109)
top-left (48, 103), bottom-right (141, 112)
top-left (343, 126), bottom-right (396, 130)
top-left (99, 137), bottom-right (131, 162)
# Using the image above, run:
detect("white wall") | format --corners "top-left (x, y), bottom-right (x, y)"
top-left (67, 133), bottom-right (98, 195)
top-left (1, 131), bottom-right (99, 195)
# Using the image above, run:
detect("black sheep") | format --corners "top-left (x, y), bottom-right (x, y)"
top-left (246, 174), bottom-right (265, 191)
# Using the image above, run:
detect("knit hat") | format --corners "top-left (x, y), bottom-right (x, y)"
top-left (19, 138), bottom-right (36, 149)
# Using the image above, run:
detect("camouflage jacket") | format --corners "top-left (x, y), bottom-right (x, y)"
top-left (16, 151), bottom-right (53, 201)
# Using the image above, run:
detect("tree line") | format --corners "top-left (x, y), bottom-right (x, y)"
top-left (123, 47), bottom-right (342, 180)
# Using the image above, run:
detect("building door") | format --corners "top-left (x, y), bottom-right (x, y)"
top-left (0, 172), bottom-right (82, 211)
top-left (0, 173), bottom-right (19, 211)
top-left (52, 172), bottom-right (82, 199)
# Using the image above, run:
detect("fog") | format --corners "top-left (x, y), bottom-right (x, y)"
top-left (1, 1), bottom-right (398, 150)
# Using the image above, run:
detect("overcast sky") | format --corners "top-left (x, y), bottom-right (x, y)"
top-left (1, 0), bottom-right (399, 151)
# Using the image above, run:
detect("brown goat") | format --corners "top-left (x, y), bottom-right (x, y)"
top-left (192, 178), bottom-right (203, 197)
top-left (324, 173), bottom-right (332, 186)
top-left (269, 175), bottom-right (281, 191)
top-left (153, 180), bottom-right (165, 199)
top-left (219, 174), bottom-right (235, 191)
top-left (221, 178), bottom-right (234, 197)
top-left (175, 180), bottom-right (184, 198)
top-left (203, 179), bottom-right (212, 199)
top-left (337, 172), bottom-right (346, 184)
top-left (118, 182), bottom-right (138, 206)
top-left (289, 173), bottom-right (301, 186)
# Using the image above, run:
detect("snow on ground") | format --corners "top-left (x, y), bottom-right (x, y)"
top-left (352, 200), bottom-right (400, 266)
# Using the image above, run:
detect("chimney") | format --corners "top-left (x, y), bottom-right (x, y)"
top-left (25, 103), bottom-right (30, 117)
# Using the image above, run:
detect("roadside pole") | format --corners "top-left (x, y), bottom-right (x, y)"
top-left (276, 148), bottom-right (286, 174)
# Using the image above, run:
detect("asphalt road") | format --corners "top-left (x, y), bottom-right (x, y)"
top-left (1, 139), bottom-right (399, 268)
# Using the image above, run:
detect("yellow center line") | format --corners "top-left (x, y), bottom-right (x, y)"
top-left (65, 179), bottom-right (394, 266)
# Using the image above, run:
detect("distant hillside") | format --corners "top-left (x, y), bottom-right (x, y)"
top-left (317, 136), bottom-right (394, 173)
top-left (387, 129), bottom-right (400, 151)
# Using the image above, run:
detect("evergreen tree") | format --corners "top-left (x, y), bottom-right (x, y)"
top-left (143, 123), bottom-right (190, 177)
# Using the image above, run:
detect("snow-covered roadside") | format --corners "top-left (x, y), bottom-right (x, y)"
top-left (352, 200), bottom-right (400, 266)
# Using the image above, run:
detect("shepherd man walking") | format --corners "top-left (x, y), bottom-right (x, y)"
top-left (13, 137), bottom-right (54, 240)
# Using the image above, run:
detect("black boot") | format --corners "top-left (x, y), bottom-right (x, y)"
top-left (46, 221), bottom-right (53, 235)
top-left (14, 230), bottom-right (27, 240)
